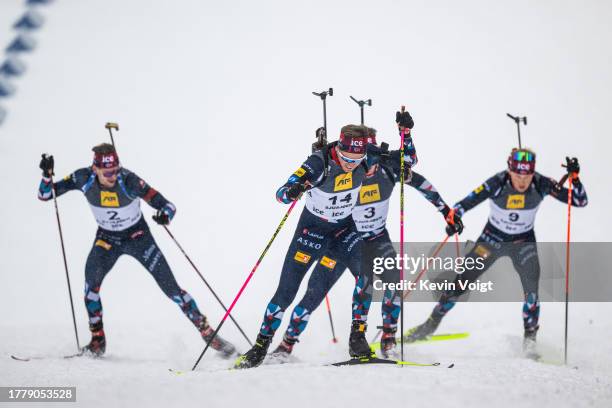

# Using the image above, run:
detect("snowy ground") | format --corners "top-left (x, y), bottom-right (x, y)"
top-left (2, 303), bottom-right (612, 408)
top-left (1, 0), bottom-right (612, 407)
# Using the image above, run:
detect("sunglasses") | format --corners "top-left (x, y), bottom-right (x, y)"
top-left (102, 168), bottom-right (120, 178)
top-left (337, 148), bottom-right (366, 164)
top-left (512, 151), bottom-right (534, 162)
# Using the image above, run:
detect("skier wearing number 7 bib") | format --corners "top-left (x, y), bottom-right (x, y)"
top-left (405, 148), bottom-right (588, 357)
top-left (37, 143), bottom-right (237, 358)
top-left (234, 124), bottom-right (417, 369)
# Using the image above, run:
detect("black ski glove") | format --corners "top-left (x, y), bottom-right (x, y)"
top-left (443, 207), bottom-right (464, 236)
top-left (395, 109), bottom-right (414, 130)
top-left (312, 127), bottom-right (327, 152)
top-left (564, 157), bottom-right (580, 175)
top-left (152, 210), bottom-right (170, 225)
top-left (365, 142), bottom-right (391, 169)
top-left (152, 204), bottom-right (176, 225)
top-left (286, 183), bottom-right (307, 201)
top-left (39, 154), bottom-right (54, 177)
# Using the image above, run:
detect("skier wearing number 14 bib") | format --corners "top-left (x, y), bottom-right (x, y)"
top-left (270, 126), bottom-right (464, 360)
top-left (37, 143), bottom-right (237, 358)
top-left (234, 123), bottom-right (418, 369)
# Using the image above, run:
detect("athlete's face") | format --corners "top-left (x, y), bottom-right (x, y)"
top-left (94, 165), bottom-right (120, 188)
top-left (509, 171), bottom-right (534, 193)
top-left (336, 146), bottom-right (366, 173)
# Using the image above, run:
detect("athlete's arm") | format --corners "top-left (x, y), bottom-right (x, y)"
top-left (38, 168), bottom-right (91, 201)
top-left (408, 171), bottom-right (464, 234)
top-left (536, 173), bottom-right (588, 208)
top-left (454, 172), bottom-right (506, 216)
top-left (386, 135), bottom-right (418, 170)
top-left (407, 171), bottom-right (450, 213)
top-left (276, 154), bottom-right (325, 204)
top-left (123, 170), bottom-right (177, 220)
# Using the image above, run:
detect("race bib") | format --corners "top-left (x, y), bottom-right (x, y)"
top-left (89, 199), bottom-right (143, 231)
top-left (305, 186), bottom-right (360, 221)
top-left (488, 201), bottom-right (539, 235)
top-left (352, 198), bottom-right (390, 233)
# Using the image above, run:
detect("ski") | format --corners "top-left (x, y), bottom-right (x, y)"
top-left (371, 331), bottom-right (469, 351)
top-left (330, 356), bottom-right (453, 367)
top-left (11, 351), bottom-right (87, 362)
top-left (10, 355), bottom-right (40, 362)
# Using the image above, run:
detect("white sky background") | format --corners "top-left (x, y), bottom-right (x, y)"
top-left (0, 0), bottom-right (610, 330)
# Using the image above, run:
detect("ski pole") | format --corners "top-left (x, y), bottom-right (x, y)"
top-left (101, 124), bottom-right (254, 350)
top-left (324, 295), bottom-right (338, 343)
top-left (349, 96), bottom-right (372, 125)
top-left (48, 170), bottom-right (81, 351)
top-left (191, 200), bottom-right (299, 370)
top-left (398, 128), bottom-right (406, 362)
top-left (162, 225), bottom-right (253, 347)
top-left (371, 234), bottom-right (450, 343)
top-left (312, 88), bottom-right (333, 136)
top-left (454, 233), bottom-right (461, 257)
top-left (312, 88), bottom-right (333, 152)
top-left (564, 175), bottom-right (574, 365)
top-left (506, 113), bottom-right (527, 149)
top-left (311, 89), bottom-right (339, 342)
top-left (105, 122), bottom-right (119, 149)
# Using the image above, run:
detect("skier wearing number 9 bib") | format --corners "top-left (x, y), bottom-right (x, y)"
top-left (234, 124), bottom-right (417, 369)
top-left (37, 144), bottom-right (236, 358)
top-left (406, 148), bottom-right (588, 357)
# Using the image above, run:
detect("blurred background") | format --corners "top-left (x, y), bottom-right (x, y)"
top-left (0, 1), bottom-right (610, 405)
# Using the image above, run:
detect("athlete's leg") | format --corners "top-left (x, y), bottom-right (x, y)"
top-left (125, 227), bottom-right (207, 329)
top-left (83, 234), bottom-right (122, 354)
top-left (510, 240), bottom-right (541, 333)
top-left (84, 235), bottom-right (122, 329)
top-left (260, 212), bottom-right (330, 338)
top-left (281, 255), bottom-right (347, 345)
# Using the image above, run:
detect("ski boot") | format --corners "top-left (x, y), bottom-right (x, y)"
top-left (380, 327), bottom-right (397, 358)
top-left (233, 334), bottom-right (272, 369)
top-left (404, 314), bottom-right (442, 343)
top-left (523, 327), bottom-right (539, 360)
top-left (82, 322), bottom-right (106, 357)
top-left (200, 320), bottom-right (238, 359)
top-left (268, 335), bottom-right (297, 364)
top-left (349, 321), bottom-right (374, 358)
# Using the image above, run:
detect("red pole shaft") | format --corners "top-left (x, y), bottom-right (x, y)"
top-left (564, 176), bottom-right (574, 364)
top-left (324, 295), bottom-right (338, 343)
top-left (191, 200), bottom-right (298, 370)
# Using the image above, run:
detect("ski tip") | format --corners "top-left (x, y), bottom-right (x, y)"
top-left (168, 368), bottom-right (186, 375)
top-left (448, 363), bottom-right (455, 368)
top-left (11, 355), bottom-right (30, 362)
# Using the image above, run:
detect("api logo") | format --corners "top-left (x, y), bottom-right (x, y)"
top-left (101, 191), bottom-right (119, 207)
top-left (506, 194), bottom-right (525, 209)
top-left (359, 184), bottom-right (380, 204)
top-left (334, 172), bottom-right (353, 191)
